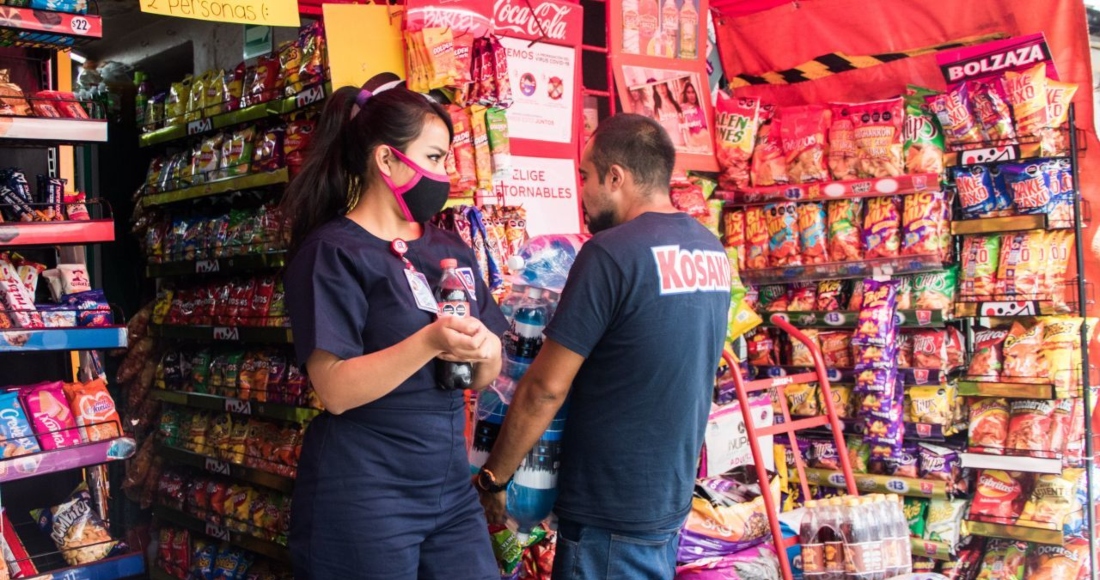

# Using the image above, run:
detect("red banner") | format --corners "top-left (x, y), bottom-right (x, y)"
top-left (711, 0), bottom-right (1100, 435)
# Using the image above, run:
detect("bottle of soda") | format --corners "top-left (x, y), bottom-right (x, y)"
top-left (868, 495), bottom-right (897, 577)
top-left (841, 497), bottom-right (885, 580)
top-left (436, 258), bottom-right (474, 391)
top-left (505, 287), bottom-right (548, 364)
top-left (886, 494), bottom-right (912, 575)
top-left (800, 500), bottom-right (825, 579)
top-left (498, 284), bottom-right (526, 324)
top-left (822, 499), bottom-right (846, 580)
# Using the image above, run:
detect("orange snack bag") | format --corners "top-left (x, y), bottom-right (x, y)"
top-left (1004, 63), bottom-right (1050, 140)
top-left (423, 28), bottom-right (457, 89)
top-left (750, 105), bottom-right (787, 186)
top-left (468, 105), bottom-right (493, 191)
top-left (1002, 319), bottom-right (1048, 379)
top-left (827, 105), bottom-right (859, 181)
top-left (744, 207), bottom-right (769, 270)
top-left (448, 106), bottom-right (477, 193)
top-left (62, 379), bottom-right (121, 442)
top-left (850, 98), bottom-right (905, 178)
top-left (778, 105), bottom-right (831, 184)
top-left (715, 93), bottom-right (759, 191)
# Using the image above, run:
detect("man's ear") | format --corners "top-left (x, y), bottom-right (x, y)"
top-left (607, 164), bottom-right (627, 191)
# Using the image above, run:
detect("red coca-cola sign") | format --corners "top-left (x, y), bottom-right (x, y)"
top-left (492, 0), bottom-right (582, 46)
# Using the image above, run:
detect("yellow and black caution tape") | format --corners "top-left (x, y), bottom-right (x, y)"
top-left (728, 33), bottom-right (1008, 88)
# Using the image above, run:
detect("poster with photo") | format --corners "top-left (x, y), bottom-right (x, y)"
top-left (619, 0), bottom-right (700, 59)
top-left (620, 65), bottom-right (713, 156)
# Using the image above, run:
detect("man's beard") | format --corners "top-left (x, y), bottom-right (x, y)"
top-left (585, 209), bottom-right (616, 234)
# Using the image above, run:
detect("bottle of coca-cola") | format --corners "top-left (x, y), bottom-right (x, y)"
top-left (822, 499), bottom-right (846, 580)
top-left (841, 497), bottom-right (885, 580)
top-left (800, 500), bottom-right (825, 579)
top-left (436, 258), bottom-right (473, 391)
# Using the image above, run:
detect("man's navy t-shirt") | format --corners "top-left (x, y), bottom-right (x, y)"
top-left (544, 211), bottom-right (731, 531)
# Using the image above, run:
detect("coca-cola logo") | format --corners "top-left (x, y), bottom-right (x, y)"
top-left (493, 0), bottom-right (574, 41)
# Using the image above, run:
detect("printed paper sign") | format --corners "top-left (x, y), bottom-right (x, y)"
top-left (140, 0), bottom-right (300, 27)
top-left (493, 156), bottom-right (581, 237)
top-left (935, 33), bottom-right (1057, 88)
top-left (499, 36), bottom-right (576, 144)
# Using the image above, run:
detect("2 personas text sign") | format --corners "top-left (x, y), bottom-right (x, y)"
top-left (140, 0), bottom-right (300, 27)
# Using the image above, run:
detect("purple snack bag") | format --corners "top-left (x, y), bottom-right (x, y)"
top-left (854, 366), bottom-right (898, 394)
top-left (888, 442), bottom-right (920, 477)
top-left (851, 279), bottom-right (900, 347)
top-left (918, 442), bottom-right (959, 482)
top-left (809, 438), bottom-right (841, 470)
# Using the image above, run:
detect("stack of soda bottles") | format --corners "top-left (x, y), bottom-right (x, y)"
top-left (800, 494), bottom-right (913, 580)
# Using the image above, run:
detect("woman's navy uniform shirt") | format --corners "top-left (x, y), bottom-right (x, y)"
top-left (283, 217), bottom-right (507, 578)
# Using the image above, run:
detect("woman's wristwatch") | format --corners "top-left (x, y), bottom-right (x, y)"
top-left (476, 467), bottom-right (511, 493)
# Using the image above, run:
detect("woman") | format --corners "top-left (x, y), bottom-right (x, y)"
top-left (651, 80), bottom-right (687, 148)
top-left (679, 81), bottom-right (712, 153)
top-left (280, 76), bottom-right (507, 579)
top-left (628, 87), bottom-right (654, 118)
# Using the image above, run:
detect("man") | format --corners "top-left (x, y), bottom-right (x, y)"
top-left (475, 114), bottom-right (731, 579)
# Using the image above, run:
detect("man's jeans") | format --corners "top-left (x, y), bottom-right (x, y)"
top-left (550, 518), bottom-right (681, 580)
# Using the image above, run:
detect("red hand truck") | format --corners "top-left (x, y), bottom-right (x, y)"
top-left (724, 314), bottom-right (859, 580)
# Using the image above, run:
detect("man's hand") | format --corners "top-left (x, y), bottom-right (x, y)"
top-left (474, 477), bottom-right (508, 526)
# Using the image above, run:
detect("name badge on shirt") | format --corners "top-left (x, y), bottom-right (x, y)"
top-left (405, 270), bottom-right (439, 314)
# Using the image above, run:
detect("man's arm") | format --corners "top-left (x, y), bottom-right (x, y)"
top-left (477, 339), bottom-right (585, 523)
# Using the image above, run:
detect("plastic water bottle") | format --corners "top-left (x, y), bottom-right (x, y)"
top-left (435, 259), bottom-right (473, 391)
top-left (886, 494), bottom-right (912, 575)
top-left (468, 384), bottom-right (511, 474)
top-left (507, 405), bottom-right (567, 541)
top-left (498, 284), bottom-right (526, 324)
top-left (505, 287), bottom-right (547, 364)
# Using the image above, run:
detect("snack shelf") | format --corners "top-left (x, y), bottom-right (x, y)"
top-left (957, 379), bottom-right (1078, 400)
top-left (149, 565), bottom-right (175, 580)
top-left (145, 252), bottom-right (287, 278)
top-left (0, 325), bottom-right (127, 352)
top-left (23, 551), bottom-right (146, 580)
top-left (153, 506), bottom-right (291, 564)
top-left (954, 300), bottom-right (1071, 318)
top-left (0, 117), bottom-right (107, 143)
top-left (951, 214), bottom-right (1055, 235)
top-left (150, 389), bottom-right (321, 423)
top-left (964, 520), bottom-right (1065, 546)
top-left (959, 451), bottom-right (1063, 474)
top-left (791, 467), bottom-right (951, 499)
top-left (156, 444), bottom-right (294, 494)
top-left (756, 366), bottom-right (949, 387)
top-left (0, 7), bottom-right (102, 49)
top-left (945, 140), bottom-right (1073, 168)
top-left (763, 309), bottom-right (949, 329)
top-left (149, 324), bottom-right (292, 344)
top-left (0, 218), bottom-right (114, 247)
top-left (140, 167), bottom-right (289, 208)
top-left (910, 538), bottom-right (955, 561)
top-left (740, 254), bottom-right (945, 285)
top-left (716, 173), bottom-right (940, 204)
top-left (811, 418), bottom-right (954, 442)
top-left (140, 83), bottom-right (330, 148)
top-left (0, 437), bottom-right (135, 484)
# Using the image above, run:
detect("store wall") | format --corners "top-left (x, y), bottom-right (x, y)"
top-left (1092, 45), bottom-right (1100, 134)
top-left (84, 18), bottom-right (298, 75)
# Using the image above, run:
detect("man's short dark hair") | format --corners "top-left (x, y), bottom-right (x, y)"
top-left (588, 114), bottom-right (676, 193)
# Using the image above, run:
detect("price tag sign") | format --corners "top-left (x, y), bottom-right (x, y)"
top-left (70, 16), bottom-right (91, 34)
top-left (827, 473), bottom-right (847, 487)
top-left (224, 398), bottom-right (252, 415)
top-left (885, 478), bottom-right (910, 494)
top-left (960, 146), bottom-right (1018, 166)
top-left (823, 312), bottom-right (845, 326)
top-left (295, 85), bottom-right (326, 109)
top-left (187, 118), bottom-right (213, 135)
top-left (213, 327), bottom-right (240, 341)
top-left (204, 457), bottom-right (230, 476)
top-left (205, 522), bottom-right (230, 541)
top-left (195, 260), bottom-right (220, 274)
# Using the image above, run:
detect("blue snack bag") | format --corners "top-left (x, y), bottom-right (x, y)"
top-left (1001, 161), bottom-right (1055, 214)
top-left (0, 391), bottom-right (42, 456)
top-left (954, 165), bottom-right (996, 218)
top-left (988, 164), bottom-right (1015, 215)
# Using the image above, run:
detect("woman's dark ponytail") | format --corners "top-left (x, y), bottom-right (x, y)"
top-left (282, 86), bottom-right (360, 253)
top-left (281, 81), bottom-right (454, 253)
